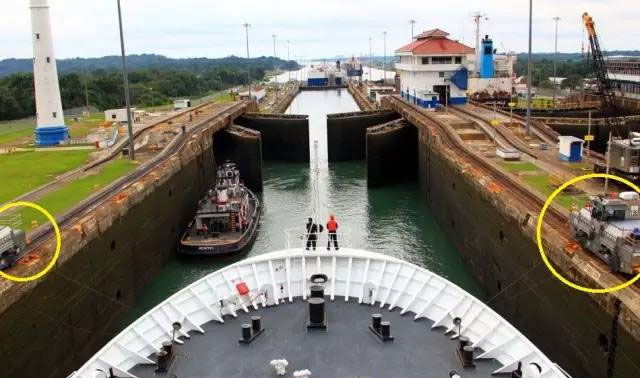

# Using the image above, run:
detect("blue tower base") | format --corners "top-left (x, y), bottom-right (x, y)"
top-left (35, 126), bottom-right (69, 146)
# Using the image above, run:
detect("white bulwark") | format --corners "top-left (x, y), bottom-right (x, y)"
top-left (395, 29), bottom-right (475, 108)
top-left (30, 0), bottom-right (68, 146)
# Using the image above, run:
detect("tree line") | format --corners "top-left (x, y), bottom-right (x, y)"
top-left (0, 55), bottom-right (299, 121)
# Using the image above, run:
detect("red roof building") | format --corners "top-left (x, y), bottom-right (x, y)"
top-left (396, 29), bottom-right (474, 55)
top-left (394, 29), bottom-right (475, 108)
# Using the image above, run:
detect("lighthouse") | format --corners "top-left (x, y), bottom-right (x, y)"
top-left (30, 0), bottom-right (68, 146)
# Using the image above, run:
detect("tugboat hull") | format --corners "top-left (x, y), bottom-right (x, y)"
top-left (178, 196), bottom-right (261, 256)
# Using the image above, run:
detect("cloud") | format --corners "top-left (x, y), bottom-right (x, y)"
top-left (1, 0), bottom-right (638, 60)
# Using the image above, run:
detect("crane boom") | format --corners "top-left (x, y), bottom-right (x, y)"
top-left (582, 12), bottom-right (621, 126)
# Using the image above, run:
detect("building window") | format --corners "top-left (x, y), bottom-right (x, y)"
top-left (484, 46), bottom-right (492, 55)
top-left (421, 57), bottom-right (430, 64)
top-left (35, 33), bottom-right (40, 40)
top-left (455, 56), bottom-right (462, 64)
top-left (46, 57), bottom-right (51, 63)
top-left (432, 56), bottom-right (453, 64)
top-left (112, 114), bottom-right (117, 119)
top-left (439, 72), bottom-right (445, 78)
top-left (52, 112), bottom-right (57, 118)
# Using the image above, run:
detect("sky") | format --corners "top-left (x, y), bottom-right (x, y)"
top-left (1, 0), bottom-right (639, 61)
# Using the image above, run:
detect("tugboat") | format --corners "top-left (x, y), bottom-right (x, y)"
top-left (178, 161), bottom-right (260, 255)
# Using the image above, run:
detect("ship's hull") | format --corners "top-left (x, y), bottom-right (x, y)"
top-left (178, 188), bottom-right (261, 256)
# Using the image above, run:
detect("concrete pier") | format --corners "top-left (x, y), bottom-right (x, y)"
top-left (235, 113), bottom-right (310, 162)
top-left (366, 119), bottom-right (417, 187)
top-left (213, 125), bottom-right (263, 192)
top-left (0, 101), bottom-right (252, 378)
top-left (383, 96), bottom-right (640, 378)
top-left (327, 110), bottom-right (400, 161)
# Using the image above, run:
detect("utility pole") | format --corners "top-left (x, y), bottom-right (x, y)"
top-left (525, 0), bottom-right (532, 136)
top-left (117, 0), bottom-right (135, 160)
top-left (150, 87), bottom-right (154, 107)
top-left (369, 37), bottom-right (372, 82)
top-left (383, 31), bottom-right (387, 83)
top-left (83, 68), bottom-right (90, 115)
top-left (604, 130), bottom-right (612, 194)
top-left (287, 40), bottom-right (291, 82)
top-left (272, 34), bottom-right (278, 102)
top-left (243, 23), bottom-right (251, 99)
top-left (409, 19), bottom-right (416, 41)
top-left (553, 16), bottom-right (560, 105)
top-left (472, 11), bottom-right (487, 76)
top-left (587, 110), bottom-right (592, 156)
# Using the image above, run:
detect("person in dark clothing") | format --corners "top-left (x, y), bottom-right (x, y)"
top-left (326, 214), bottom-right (339, 251)
top-left (305, 218), bottom-right (323, 250)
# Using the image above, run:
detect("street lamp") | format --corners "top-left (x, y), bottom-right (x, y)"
top-left (409, 19), bottom-right (416, 41)
top-left (368, 37), bottom-right (373, 82)
top-left (272, 34), bottom-right (278, 102)
top-left (552, 16), bottom-right (560, 105)
top-left (287, 40), bottom-right (291, 82)
top-left (383, 31), bottom-right (387, 83)
top-left (525, 0), bottom-right (532, 136)
top-left (117, 0), bottom-right (135, 160)
top-left (243, 23), bottom-right (251, 99)
top-left (150, 87), bottom-right (154, 107)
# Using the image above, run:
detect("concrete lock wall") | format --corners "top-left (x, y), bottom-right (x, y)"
top-left (0, 147), bottom-right (217, 378)
top-left (213, 126), bottom-right (263, 192)
top-left (235, 113), bottom-right (309, 163)
top-left (327, 110), bottom-right (401, 162)
top-left (416, 125), bottom-right (640, 378)
top-left (548, 121), bottom-right (640, 153)
top-left (366, 120), bottom-right (418, 187)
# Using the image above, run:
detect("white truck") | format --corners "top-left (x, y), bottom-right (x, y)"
top-left (0, 226), bottom-right (26, 270)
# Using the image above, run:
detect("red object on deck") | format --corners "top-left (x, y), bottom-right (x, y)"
top-left (236, 281), bottom-right (250, 296)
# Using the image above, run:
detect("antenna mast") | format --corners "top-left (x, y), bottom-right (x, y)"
top-left (313, 140), bottom-right (320, 222)
top-left (472, 11), bottom-right (487, 75)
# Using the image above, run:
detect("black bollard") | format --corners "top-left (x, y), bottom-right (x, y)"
top-left (310, 284), bottom-right (324, 298)
top-left (371, 313), bottom-right (382, 331)
top-left (251, 316), bottom-right (262, 333)
top-left (307, 297), bottom-right (327, 330)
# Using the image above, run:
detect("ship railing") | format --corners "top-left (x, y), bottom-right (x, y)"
top-left (284, 227), bottom-right (352, 250)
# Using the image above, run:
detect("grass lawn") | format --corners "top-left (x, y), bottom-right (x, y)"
top-left (0, 118), bottom-right (35, 145)
top-left (0, 113), bottom-right (104, 145)
top-left (17, 158), bottom-right (137, 230)
top-left (499, 161), bottom-right (539, 172)
top-left (0, 149), bottom-right (92, 204)
top-left (523, 174), bottom-right (589, 209)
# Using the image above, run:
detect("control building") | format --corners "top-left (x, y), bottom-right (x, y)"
top-left (395, 29), bottom-right (474, 108)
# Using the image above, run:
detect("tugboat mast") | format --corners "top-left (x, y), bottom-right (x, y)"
top-left (312, 140), bottom-right (321, 223)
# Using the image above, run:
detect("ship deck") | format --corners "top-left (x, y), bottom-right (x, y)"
top-left (129, 296), bottom-right (501, 378)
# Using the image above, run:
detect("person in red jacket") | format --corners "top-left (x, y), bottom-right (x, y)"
top-left (326, 214), bottom-right (339, 251)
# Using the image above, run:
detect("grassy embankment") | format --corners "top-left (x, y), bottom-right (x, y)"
top-left (500, 161), bottom-right (589, 209)
top-left (16, 158), bottom-right (137, 229)
top-left (0, 112), bottom-right (105, 147)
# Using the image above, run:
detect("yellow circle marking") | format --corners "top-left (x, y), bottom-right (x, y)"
top-left (0, 201), bottom-right (61, 282)
top-left (537, 173), bottom-right (640, 293)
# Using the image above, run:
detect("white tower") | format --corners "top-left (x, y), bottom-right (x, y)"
top-left (30, 0), bottom-right (68, 146)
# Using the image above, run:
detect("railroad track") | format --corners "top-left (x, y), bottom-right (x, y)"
top-left (469, 101), bottom-right (560, 146)
top-left (7, 100), bottom-right (221, 206)
top-left (388, 96), bottom-right (640, 291)
top-left (12, 101), bottom-right (247, 265)
top-left (388, 96), bottom-right (568, 230)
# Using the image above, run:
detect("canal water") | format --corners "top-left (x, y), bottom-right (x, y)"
top-left (125, 89), bottom-right (482, 319)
